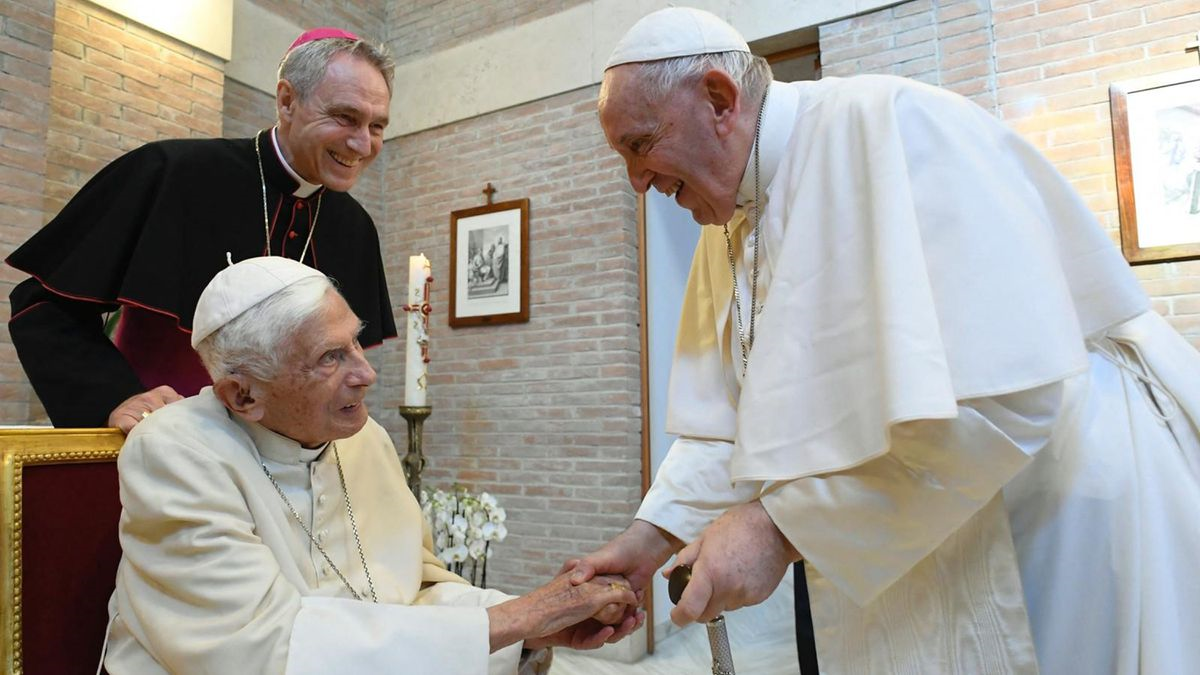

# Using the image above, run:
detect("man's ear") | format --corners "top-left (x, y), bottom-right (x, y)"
top-left (276, 80), bottom-right (297, 124)
top-left (213, 375), bottom-right (266, 423)
top-left (701, 69), bottom-right (741, 137)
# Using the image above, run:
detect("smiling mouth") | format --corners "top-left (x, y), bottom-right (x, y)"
top-left (329, 150), bottom-right (361, 168)
top-left (341, 401), bottom-right (362, 412)
top-left (661, 179), bottom-right (683, 197)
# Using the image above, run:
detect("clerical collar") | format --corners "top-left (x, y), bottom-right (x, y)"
top-left (234, 410), bottom-right (329, 466)
top-left (270, 127), bottom-right (323, 198)
top-left (736, 81), bottom-right (799, 207)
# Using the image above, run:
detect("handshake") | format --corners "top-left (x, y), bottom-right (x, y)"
top-left (486, 570), bottom-right (643, 653)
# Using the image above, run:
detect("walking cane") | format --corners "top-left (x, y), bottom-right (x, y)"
top-left (668, 564), bottom-right (735, 675)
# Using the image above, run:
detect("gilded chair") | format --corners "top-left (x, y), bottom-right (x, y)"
top-left (1, 429), bottom-right (125, 674)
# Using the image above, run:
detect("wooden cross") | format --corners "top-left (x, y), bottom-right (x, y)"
top-left (482, 182), bottom-right (496, 205)
top-left (1189, 31), bottom-right (1200, 64)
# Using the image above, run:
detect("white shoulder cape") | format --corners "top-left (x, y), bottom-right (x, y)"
top-left (666, 76), bottom-right (1148, 482)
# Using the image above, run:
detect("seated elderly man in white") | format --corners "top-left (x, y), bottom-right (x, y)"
top-left (102, 257), bottom-right (639, 674)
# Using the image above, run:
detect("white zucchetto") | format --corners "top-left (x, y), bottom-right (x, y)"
top-left (605, 6), bottom-right (750, 70)
top-left (191, 256), bottom-right (326, 348)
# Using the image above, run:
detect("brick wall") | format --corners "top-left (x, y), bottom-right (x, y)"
top-left (820, 0), bottom-right (1200, 344)
top-left (385, 0), bottom-right (591, 63)
top-left (0, 0), bottom-right (55, 422)
top-left (222, 78), bottom-right (274, 139)
top-left (249, 0), bottom-right (384, 43)
top-left (376, 85), bottom-right (643, 593)
top-left (821, 0), bottom-right (1001, 109)
top-left (44, 0), bottom-right (223, 215)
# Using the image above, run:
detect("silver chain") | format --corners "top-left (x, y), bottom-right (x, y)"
top-left (260, 445), bottom-right (378, 603)
top-left (254, 131), bottom-right (322, 263)
top-left (724, 88), bottom-right (769, 378)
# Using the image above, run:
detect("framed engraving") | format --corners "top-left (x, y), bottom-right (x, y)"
top-left (449, 198), bottom-right (529, 327)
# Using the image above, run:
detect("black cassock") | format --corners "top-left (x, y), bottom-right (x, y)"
top-left (8, 129), bottom-right (396, 427)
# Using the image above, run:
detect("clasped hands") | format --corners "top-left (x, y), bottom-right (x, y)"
top-left (488, 571), bottom-right (643, 652)
top-left (563, 500), bottom-right (800, 627)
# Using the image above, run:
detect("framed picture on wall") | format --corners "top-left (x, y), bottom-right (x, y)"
top-left (1109, 66), bottom-right (1200, 264)
top-left (449, 198), bottom-right (530, 327)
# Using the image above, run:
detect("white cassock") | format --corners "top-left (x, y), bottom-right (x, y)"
top-left (103, 389), bottom-right (530, 674)
top-left (638, 77), bottom-right (1200, 674)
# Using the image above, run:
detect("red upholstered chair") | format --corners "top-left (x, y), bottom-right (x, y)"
top-left (1, 429), bottom-right (125, 674)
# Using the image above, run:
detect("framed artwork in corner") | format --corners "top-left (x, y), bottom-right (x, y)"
top-left (449, 198), bottom-right (530, 327)
top-left (1109, 66), bottom-right (1200, 264)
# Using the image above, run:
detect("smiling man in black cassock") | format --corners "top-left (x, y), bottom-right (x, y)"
top-left (7, 27), bottom-right (396, 432)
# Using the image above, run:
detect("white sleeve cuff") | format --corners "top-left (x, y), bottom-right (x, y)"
top-left (636, 436), bottom-right (762, 542)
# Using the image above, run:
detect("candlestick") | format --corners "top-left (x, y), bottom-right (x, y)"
top-left (403, 254), bottom-right (432, 406)
top-left (398, 405), bottom-right (432, 498)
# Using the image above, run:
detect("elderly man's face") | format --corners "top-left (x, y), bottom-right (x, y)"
top-left (257, 290), bottom-right (377, 447)
top-left (277, 53), bottom-right (390, 192)
top-left (599, 65), bottom-right (743, 226)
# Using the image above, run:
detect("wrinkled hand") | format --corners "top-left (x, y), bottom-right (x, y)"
top-left (562, 520), bottom-right (681, 595)
top-left (527, 587), bottom-right (646, 651)
top-left (107, 385), bottom-right (184, 433)
top-left (489, 572), bottom-right (638, 652)
top-left (666, 500), bottom-right (800, 626)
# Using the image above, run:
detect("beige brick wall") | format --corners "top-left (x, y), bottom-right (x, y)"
top-left (386, 0), bottom-right (591, 63)
top-left (0, 0), bottom-right (54, 423)
top-left (44, 0), bottom-right (224, 216)
top-left (222, 77), bottom-right (274, 139)
top-left (375, 85), bottom-right (643, 593)
top-left (820, 0), bottom-right (1200, 344)
top-left (249, 0), bottom-right (384, 43)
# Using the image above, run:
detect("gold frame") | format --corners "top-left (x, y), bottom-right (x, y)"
top-left (0, 429), bottom-right (124, 674)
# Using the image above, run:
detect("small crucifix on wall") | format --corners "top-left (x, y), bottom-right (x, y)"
top-left (1188, 31), bottom-right (1200, 64)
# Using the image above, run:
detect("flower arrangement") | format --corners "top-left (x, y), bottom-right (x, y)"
top-left (420, 486), bottom-right (508, 588)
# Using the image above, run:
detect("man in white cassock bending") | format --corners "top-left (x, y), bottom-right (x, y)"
top-left (102, 256), bottom-right (640, 674)
top-left (567, 7), bottom-right (1200, 674)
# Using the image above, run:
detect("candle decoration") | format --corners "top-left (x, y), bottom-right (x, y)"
top-left (402, 254), bottom-right (432, 406)
top-left (400, 254), bottom-right (433, 496)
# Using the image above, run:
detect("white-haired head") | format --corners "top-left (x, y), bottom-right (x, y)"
top-left (192, 257), bottom-right (334, 382)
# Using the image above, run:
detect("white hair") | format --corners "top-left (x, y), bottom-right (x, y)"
top-left (600, 50), bottom-right (772, 108)
top-left (195, 275), bottom-right (335, 382)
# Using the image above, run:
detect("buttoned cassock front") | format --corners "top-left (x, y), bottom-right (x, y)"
top-left (103, 389), bottom-right (523, 674)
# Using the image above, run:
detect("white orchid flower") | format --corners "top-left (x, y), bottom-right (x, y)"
top-left (447, 545), bottom-right (469, 563)
top-left (469, 539), bottom-right (487, 560)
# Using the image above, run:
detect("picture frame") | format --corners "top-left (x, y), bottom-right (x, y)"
top-left (1109, 66), bottom-right (1200, 264)
top-left (449, 198), bottom-right (529, 327)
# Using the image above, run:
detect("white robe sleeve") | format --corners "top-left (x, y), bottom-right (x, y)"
top-left (112, 434), bottom-right (518, 675)
top-left (635, 436), bottom-right (761, 542)
top-left (289, 585), bottom-right (522, 675)
top-left (761, 382), bottom-right (1061, 606)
